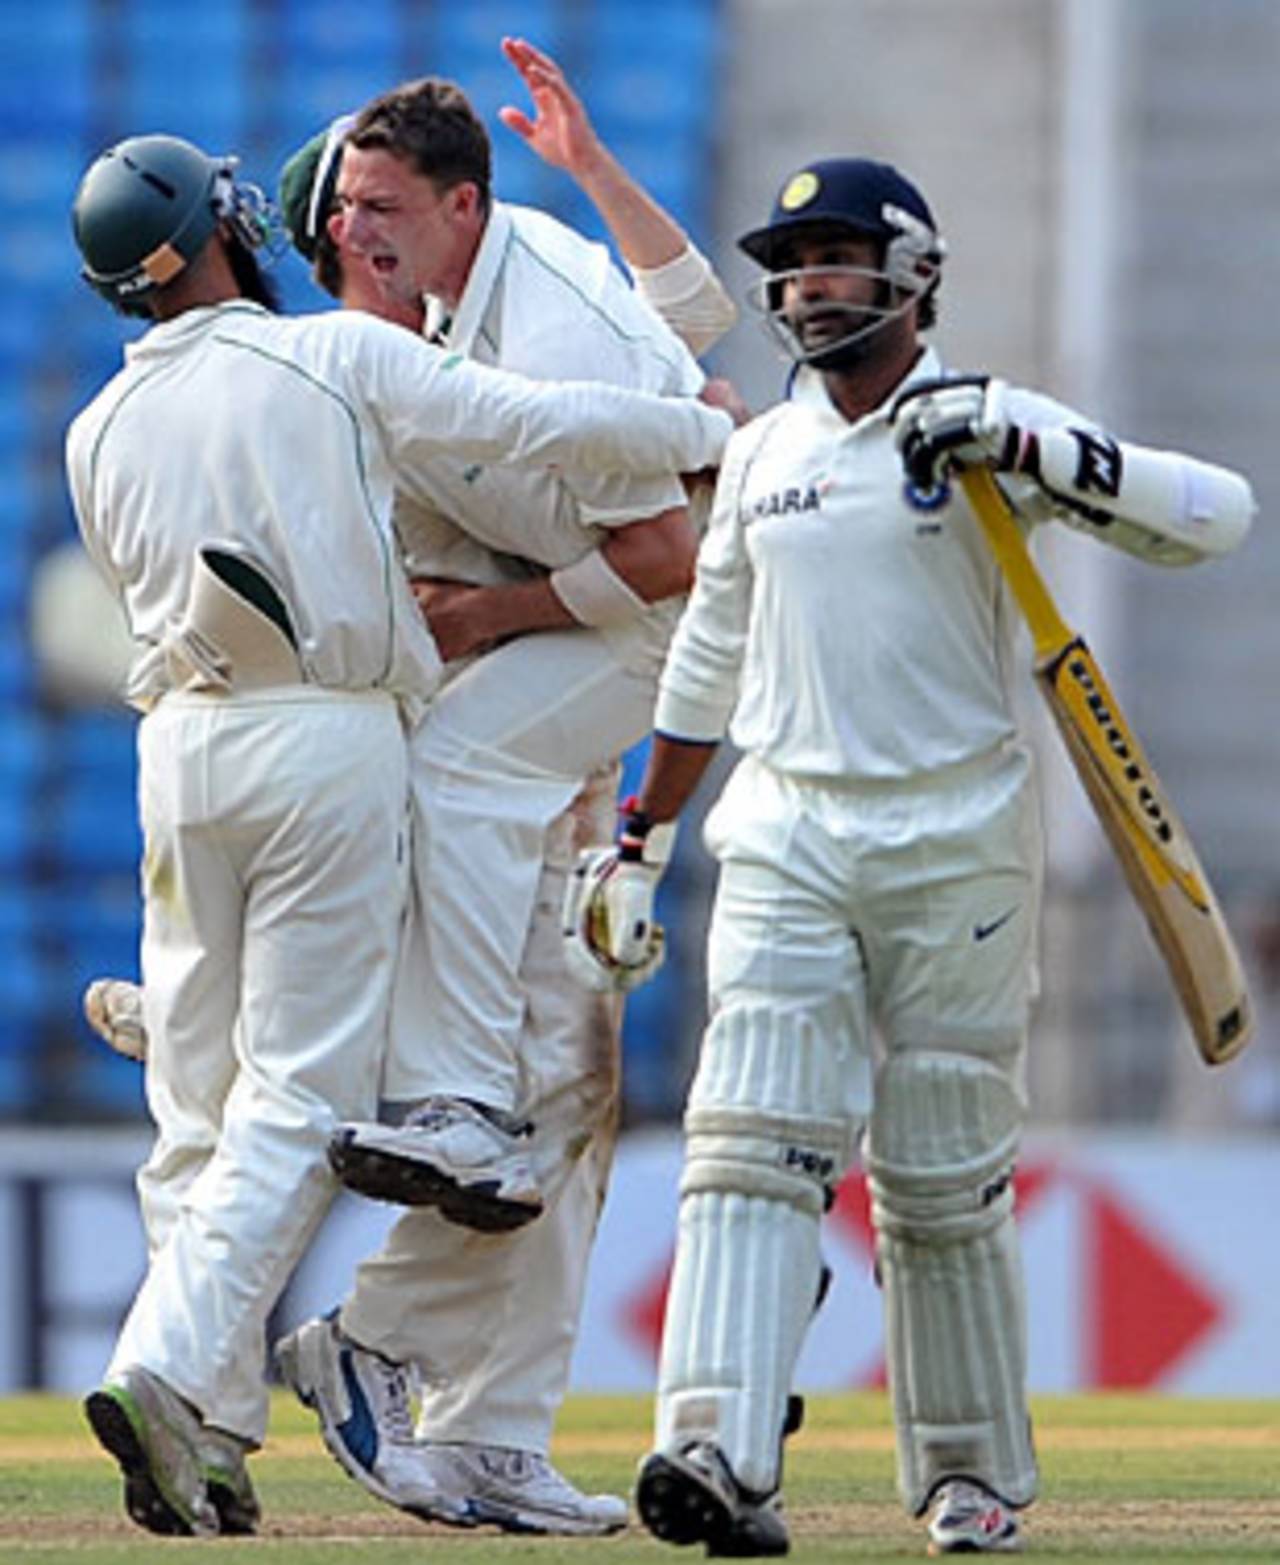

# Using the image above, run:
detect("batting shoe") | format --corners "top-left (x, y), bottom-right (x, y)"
top-left (274, 1312), bottom-right (473, 1526)
top-left (83, 1365), bottom-right (220, 1538)
top-left (82, 977), bottom-right (147, 1062)
top-left (636, 1441), bottom-right (790, 1557)
top-left (200, 1426), bottom-right (260, 1535)
top-left (328, 1094), bottom-right (544, 1233)
top-left (411, 1441), bottom-right (628, 1536)
top-left (926, 1480), bottom-right (1022, 1554)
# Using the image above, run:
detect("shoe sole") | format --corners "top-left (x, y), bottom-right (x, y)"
top-left (635, 1451), bottom-right (735, 1548)
top-left (328, 1131), bottom-right (543, 1233)
top-left (84, 1388), bottom-right (205, 1537)
top-left (205, 1468), bottom-right (260, 1535)
top-left (928, 1537), bottom-right (1022, 1557)
top-left (467, 1496), bottom-right (627, 1537)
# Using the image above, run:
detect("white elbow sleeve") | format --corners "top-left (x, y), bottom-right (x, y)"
top-left (550, 549), bottom-right (649, 628)
top-left (632, 245), bottom-right (738, 356)
top-left (1034, 425), bottom-right (1256, 564)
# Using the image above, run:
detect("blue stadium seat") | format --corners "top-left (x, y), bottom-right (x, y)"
top-left (0, 221), bottom-right (73, 305)
top-left (0, 139), bottom-right (86, 216)
top-left (71, 1044), bottom-right (147, 1116)
top-left (0, 631), bottom-right (34, 706)
top-left (440, 0), bottom-right (564, 59)
top-left (0, 306), bottom-right (43, 372)
top-left (54, 879), bottom-right (142, 1024)
top-left (0, 888), bottom-right (46, 1113)
top-left (279, 0), bottom-right (399, 62)
top-left (49, 778), bottom-right (142, 876)
top-left (61, 712), bottom-right (138, 779)
top-left (0, 3), bottom-right (93, 137)
top-left (121, 0), bottom-right (250, 150)
top-left (276, 0), bottom-right (400, 124)
top-left (0, 710), bottom-right (50, 786)
top-left (0, 1023), bottom-right (40, 1115)
top-left (46, 880), bottom-right (145, 1117)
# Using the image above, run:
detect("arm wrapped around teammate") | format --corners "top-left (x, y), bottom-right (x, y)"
top-left (561, 805), bottom-right (676, 992)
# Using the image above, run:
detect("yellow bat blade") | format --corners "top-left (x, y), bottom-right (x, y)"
top-left (957, 466), bottom-right (1251, 1066)
top-left (1039, 638), bottom-right (1250, 1064)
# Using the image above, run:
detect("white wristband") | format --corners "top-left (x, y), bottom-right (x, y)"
top-left (550, 549), bottom-right (649, 628)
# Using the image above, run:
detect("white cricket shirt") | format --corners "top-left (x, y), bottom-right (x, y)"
top-left (66, 302), bottom-right (730, 713)
top-left (654, 349), bottom-right (1027, 781)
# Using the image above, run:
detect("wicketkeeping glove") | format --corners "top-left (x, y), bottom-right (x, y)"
top-left (561, 801), bottom-right (676, 993)
top-left (891, 374), bottom-right (1036, 502)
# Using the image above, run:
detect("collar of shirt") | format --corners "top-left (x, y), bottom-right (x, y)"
top-left (791, 343), bottom-right (945, 430)
top-left (125, 299), bottom-right (270, 364)
top-left (439, 200), bottom-right (514, 357)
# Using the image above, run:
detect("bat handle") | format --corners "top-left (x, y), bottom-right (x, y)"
top-left (957, 466), bottom-right (1074, 662)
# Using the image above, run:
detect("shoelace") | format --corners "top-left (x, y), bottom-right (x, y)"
top-left (406, 1096), bottom-right (533, 1140)
top-left (937, 1481), bottom-right (1000, 1526)
top-left (370, 1357), bottom-right (416, 1446)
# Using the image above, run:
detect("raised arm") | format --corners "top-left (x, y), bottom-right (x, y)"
top-left (499, 35), bottom-right (736, 354)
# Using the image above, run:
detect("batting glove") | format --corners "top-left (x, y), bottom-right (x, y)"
top-left (892, 374), bottom-right (1036, 502)
top-left (561, 801), bottom-right (675, 993)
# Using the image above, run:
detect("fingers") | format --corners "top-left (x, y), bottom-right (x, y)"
top-left (699, 377), bottom-right (752, 428)
top-left (497, 106), bottom-right (534, 142)
top-left (503, 35), bottom-right (562, 81)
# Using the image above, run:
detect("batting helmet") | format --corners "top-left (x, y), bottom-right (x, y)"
top-left (72, 134), bottom-right (273, 315)
top-left (738, 157), bottom-right (944, 295)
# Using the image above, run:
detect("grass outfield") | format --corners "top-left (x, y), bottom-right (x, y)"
top-left (1, 1391), bottom-right (1277, 1561)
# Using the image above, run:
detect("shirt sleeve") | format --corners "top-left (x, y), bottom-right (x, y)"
top-left (653, 422), bottom-right (763, 740)
top-left (361, 320), bottom-right (732, 486)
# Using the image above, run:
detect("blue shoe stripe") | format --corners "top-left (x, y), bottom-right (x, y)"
top-left (335, 1350), bottom-right (379, 1474)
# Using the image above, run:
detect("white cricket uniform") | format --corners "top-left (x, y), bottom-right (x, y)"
top-left (340, 217), bottom-right (728, 1454)
top-left (387, 202), bottom-right (706, 1110)
top-left (66, 299), bottom-right (730, 1445)
top-left (651, 345), bottom-right (1042, 1507)
top-left (651, 346), bottom-right (1251, 1510)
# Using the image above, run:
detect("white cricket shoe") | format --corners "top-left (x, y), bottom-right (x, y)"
top-left (927, 1479), bottom-right (1022, 1554)
top-left (328, 1094), bottom-right (544, 1232)
top-left (84, 1365), bottom-right (220, 1538)
top-left (414, 1441), bottom-right (627, 1536)
top-left (274, 1313), bottom-right (472, 1526)
top-left (83, 977), bottom-right (147, 1062)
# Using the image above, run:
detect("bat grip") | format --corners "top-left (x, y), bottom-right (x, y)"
top-left (957, 466), bottom-right (1074, 661)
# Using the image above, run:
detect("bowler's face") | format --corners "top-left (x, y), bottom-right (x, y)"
top-left (332, 147), bottom-right (465, 310)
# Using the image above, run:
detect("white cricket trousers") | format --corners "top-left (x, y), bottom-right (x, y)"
top-left (342, 770), bottom-right (623, 1453)
top-left (110, 688), bottom-right (410, 1445)
top-left (384, 621), bottom-right (657, 1109)
top-left (656, 745), bottom-right (1042, 1496)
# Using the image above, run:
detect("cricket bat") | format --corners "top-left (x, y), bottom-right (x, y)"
top-left (958, 465), bottom-right (1251, 1066)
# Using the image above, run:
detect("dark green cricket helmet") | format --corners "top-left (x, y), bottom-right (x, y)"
top-left (72, 134), bottom-right (272, 316)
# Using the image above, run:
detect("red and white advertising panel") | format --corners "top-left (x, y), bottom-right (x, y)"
top-left (1, 1128), bottom-right (1277, 1396)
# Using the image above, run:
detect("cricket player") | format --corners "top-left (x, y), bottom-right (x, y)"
top-left (566, 157), bottom-right (1255, 1555)
top-left (67, 130), bottom-right (731, 1538)
top-left (82, 46), bottom-right (739, 1536)
top-left (319, 64), bottom-right (730, 1232)
top-left (275, 51), bottom-right (742, 1534)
